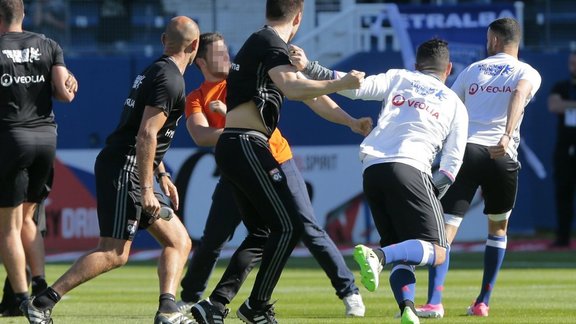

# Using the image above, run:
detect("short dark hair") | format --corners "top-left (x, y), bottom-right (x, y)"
top-left (194, 32), bottom-right (224, 67)
top-left (266, 0), bottom-right (303, 22)
top-left (0, 0), bottom-right (24, 25)
top-left (488, 17), bottom-right (521, 45)
top-left (415, 38), bottom-right (450, 74)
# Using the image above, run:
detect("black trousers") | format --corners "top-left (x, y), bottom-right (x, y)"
top-left (212, 129), bottom-right (303, 305)
top-left (180, 160), bottom-right (358, 303)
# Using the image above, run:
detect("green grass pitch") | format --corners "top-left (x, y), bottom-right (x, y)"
top-left (1, 251), bottom-right (574, 323)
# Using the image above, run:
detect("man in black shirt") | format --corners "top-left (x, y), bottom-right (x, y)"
top-left (181, 33), bottom-right (370, 320)
top-left (190, 1), bottom-right (364, 323)
top-left (22, 16), bottom-right (200, 324)
top-left (0, 0), bottom-right (76, 316)
top-left (548, 51), bottom-right (576, 248)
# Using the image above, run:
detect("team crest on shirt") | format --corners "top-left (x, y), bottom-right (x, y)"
top-left (478, 63), bottom-right (514, 76)
top-left (2, 48), bottom-right (42, 63)
top-left (126, 219), bottom-right (138, 238)
top-left (411, 81), bottom-right (437, 96)
top-left (132, 75), bottom-right (145, 89)
top-left (269, 168), bottom-right (283, 182)
top-left (434, 89), bottom-right (447, 100)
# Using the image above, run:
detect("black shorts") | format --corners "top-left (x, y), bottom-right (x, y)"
top-left (441, 143), bottom-right (520, 217)
top-left (94, 146), bottom-right (169, 241)
top-left (363, 162), bottom-right (447, 248)
top-left (0, 128), bottom-right (56, 207)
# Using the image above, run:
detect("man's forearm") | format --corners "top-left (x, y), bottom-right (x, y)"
top-left (505, 89), bottom-right (527, 135)
top-left (302, 61), bottom-right (335, 81)
top-left (284, 78), bottom-right (349, 101)
top-left (136, 133), bottom-right (157, 189)
top-left (304, 96), bottom-right (354, 127)
top-left (188, 125), bottom-right (222, 147)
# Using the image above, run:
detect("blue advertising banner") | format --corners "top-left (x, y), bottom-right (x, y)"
top-left (398, 4), bottom-right (517, 44)
top-left (374, 3), bottom-right (519, 83)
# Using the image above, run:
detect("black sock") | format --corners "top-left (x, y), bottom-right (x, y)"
top-left (0, 277), bottom-right (15, 306)
top-left (32, 287), bottom-right (60, 310)
top-left (14, 292), bottom-right (29, 306)
top-left (373, 248), bottom-right (386, 264)
top-left (209, 295), bottom-right (228, 313)
top-left (158, 293), bottom-right (177, 313)
top-left (31, 276), bottom-right (48, 296)
top-left (399, 299), bottom-right (415, 314)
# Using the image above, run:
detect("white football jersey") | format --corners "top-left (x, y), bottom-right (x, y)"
top-left (337, 69), bottom-right (469, 179)
top-left (451, 53), bottom-right (542, 160)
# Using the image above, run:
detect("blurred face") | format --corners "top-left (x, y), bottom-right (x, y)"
top-left (205, 40), bottom-right (230, 79)
top-left (569, 53), bottom-right (576, 78)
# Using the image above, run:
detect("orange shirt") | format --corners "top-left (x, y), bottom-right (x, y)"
top-left (185, 80), bottom-right (292, 164)
top-left (185, 80), bottom-right (227, 128)
top-left (269, 128), bottom-right (292, 164)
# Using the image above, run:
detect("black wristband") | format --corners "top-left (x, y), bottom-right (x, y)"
top-left (156, 172), bottom-right (171, 182)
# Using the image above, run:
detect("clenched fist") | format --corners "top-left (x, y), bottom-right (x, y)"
top-left (350, 117), bottom-right (373, 136)
top-left (340, 70), bottom-right (365, 90)
top-left (209, 100), bottom-right (227, 116)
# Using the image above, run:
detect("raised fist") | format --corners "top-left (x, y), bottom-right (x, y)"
top-left (340, 70), bottom-right (365, 89)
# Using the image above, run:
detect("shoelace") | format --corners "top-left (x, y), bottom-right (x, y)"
top-left (263, 305), bottom-right (277, 323)
top-left (221, 308), bottom-right (230, 318)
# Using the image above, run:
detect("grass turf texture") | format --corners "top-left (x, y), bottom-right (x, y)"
top-left (1, 251), bottom-right (574, 323)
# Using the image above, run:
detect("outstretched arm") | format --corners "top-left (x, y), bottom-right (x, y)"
top-left (268, 63), bottom-right (364, 101)
top-left (290, 45), bottom-right (389, 101)
top-left (304, 95), bottom-right (373, 136)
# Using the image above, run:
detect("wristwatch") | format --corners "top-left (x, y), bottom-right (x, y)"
top-left (156, 172), bottom-right (171, 182)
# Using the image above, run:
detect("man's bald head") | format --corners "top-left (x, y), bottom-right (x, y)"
top-left (162, 16), bottom-right (200, 55)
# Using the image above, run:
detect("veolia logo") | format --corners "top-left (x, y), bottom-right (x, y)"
top-left (469, 83), bottom-right (479, 95)
top-left (392, 94), bottom-right (406, 106)
top-left (1, 73), bottom-right (13, 87)
top-left (1, 73), bottom-right (46, 87)
top-left (391, 94), bottom-right (440, 119)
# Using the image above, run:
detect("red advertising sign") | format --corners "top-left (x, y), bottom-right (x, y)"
top-left (43, 158), bottom-right (99, 253)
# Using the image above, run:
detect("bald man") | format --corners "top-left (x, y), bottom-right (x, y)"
top-left (22, 16), bottom-right (200, 324)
